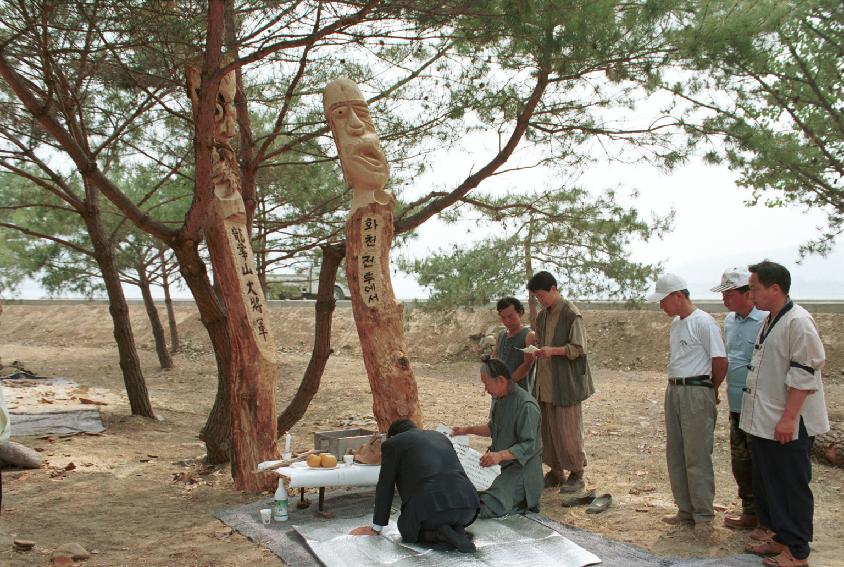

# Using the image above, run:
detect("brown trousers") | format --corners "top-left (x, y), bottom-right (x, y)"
top-left (539, 401), bottom-right (586, 474)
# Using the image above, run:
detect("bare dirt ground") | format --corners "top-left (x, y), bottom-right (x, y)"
top-left (0, 302), bottom-right (842, 567)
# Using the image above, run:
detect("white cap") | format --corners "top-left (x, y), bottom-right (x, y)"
top-left (710, 267), bottom-right (751, 292)
top-left (647, 273), bottom-right (687, 302)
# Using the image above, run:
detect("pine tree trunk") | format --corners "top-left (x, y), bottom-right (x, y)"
top-left (159, 248), bottom-right (180, 353)
top-left (346, 203), bottom-right (422, 432)
top-left (137, 261), bottom-right (173, 370)
top-left (277, 244), bottom-right (342, 434)
top-left (173, 243), bottom-right (232, 465)
top-left (83, 208), bottom-right (154, 418)
top-left (205, 209), bottom-right (279, 491)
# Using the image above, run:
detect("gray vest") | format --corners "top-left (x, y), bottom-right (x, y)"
top-left (536, 302), bottom-right (595, 406)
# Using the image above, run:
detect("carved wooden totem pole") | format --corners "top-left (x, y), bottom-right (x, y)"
top-left (324, 79), bottom-right (423, 431)
top-left (187, 62), bottom-right (278, 491)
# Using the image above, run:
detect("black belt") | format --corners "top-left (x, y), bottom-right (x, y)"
top-left (668, 375), bottom-right (712, 388)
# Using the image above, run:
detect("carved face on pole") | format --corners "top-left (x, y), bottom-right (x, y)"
top-left (324, 79), bottom-right (390, 197)
top-left (186, 63), bottom-right (237, 145)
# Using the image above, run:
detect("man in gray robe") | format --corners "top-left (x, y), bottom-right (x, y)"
top-left (453, 357), bottom-right (543, 517)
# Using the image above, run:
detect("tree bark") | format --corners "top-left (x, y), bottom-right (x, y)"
top-left (173, 242), bottom-right (232, 465)
top-left (204, 210), bottom-right (279, 491)
top-left (346, 203), bottom-right (422, 432)
top-left (159, 248), bottom-right (180, 353)
top-left (277, 244), bottom-right (342, 434)
top-left (137, 260), bottom-right (173, 369)
top-left (82, 198), bottom-right (154, 418)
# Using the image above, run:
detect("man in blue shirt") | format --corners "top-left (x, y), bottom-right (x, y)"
top-left (711, 267), bottom-right (767, 530)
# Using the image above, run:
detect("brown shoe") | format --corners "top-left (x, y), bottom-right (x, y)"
top-left (724, 513), bottom-right (758, 529)
top-left (558, 471), bottom-right (585, 494)
top-left (661, 512), bottom-right (694, 526)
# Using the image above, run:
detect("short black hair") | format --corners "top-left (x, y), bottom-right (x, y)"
top-left (479, 355), bottom-right (512, 381)
top-left (749, 260), bottom-right (791, 294)
top-left (527, 271), bottom-right (557, 292)
top-left (387, 418), bottom-right (417, 438)
top-left (679, 289), bottom-right (690, 299)
top-left (496, 296), bottom-right (525, 315)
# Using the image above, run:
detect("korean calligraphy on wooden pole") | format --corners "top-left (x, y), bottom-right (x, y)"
top-left (324, 78), bottom-right (423, 431)
top-left (187, 59), bottom-right (279, 491)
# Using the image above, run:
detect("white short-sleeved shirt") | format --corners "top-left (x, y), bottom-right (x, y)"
top-left (740, 303), bottom-right (829, 440)
top-left (668, 308), bottom-right (726, 378)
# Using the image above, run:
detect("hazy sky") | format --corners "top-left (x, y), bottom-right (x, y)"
top-left (390, 153), bottom-right (843, 301)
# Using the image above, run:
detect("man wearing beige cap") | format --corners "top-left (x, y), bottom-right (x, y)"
top-left (648, 274), bottom-right (727, 535)
top-left (711, 268), bottom-right (767, 531)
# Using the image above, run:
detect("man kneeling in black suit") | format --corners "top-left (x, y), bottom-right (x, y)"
top-left (350, 418), bottom-right (480, 552)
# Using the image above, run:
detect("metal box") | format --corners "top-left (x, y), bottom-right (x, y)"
top-left (313, 428), bottom-right (380, 458)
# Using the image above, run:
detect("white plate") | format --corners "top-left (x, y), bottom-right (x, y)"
top-left (307, 465), bottom-right (340, 470)
top-left (353, 462), bottom-right (380, 466)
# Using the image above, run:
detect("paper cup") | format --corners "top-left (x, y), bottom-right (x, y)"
top-left (260, 508), bottom-right (272, 525)
top-left (343, 454), bottom-right (354, 466)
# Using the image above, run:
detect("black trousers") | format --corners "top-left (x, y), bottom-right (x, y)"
top-left (417, 506), bottom-right (478, 539)
top-left (751, 420), bottom-right (814, 560)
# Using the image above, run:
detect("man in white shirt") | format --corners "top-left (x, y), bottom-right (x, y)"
top-left (711, 267), bottom-right (767, 530)
top-left (741, 261), bottom-right (828, 567)
top-left (649, 274), bottom-right (727, 536)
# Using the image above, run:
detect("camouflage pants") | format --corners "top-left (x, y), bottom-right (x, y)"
top-left (730, 412), bottom-right (755, 516)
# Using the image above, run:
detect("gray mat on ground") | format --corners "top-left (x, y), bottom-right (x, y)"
top-left (215, 490), bottom-right (762, 567)
top-left (9, 409), bottom-right (105, 436)
top-left (296, 512), bottom-right (600, 566)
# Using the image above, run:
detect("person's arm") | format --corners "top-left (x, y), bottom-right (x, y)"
top-left (452, 424), bottom-right (491, 437)
top-left (711, 356), bottom-right (728, 403)
top-left (482, 403), bottom-right (541, 467)
top-left (511, 331), bottom-right (536, 382)
top-left (774, 388), bottom-right (812, 444)
top-left (773, 316), bottom-right (826, 444)
top-left (480, 449), bottom-right (514, 467)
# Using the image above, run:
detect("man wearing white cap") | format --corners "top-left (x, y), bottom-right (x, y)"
top-left (648, 274), bottom-right (727, 535)
top-left (711, 268), bottom-right (767, 531)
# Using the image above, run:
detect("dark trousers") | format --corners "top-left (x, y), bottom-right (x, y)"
top-left (751, 420), bottom-right (814, 560)
top-left (729, 413), bottom-right (754, 516)
top-left (417, 506), bottom-right (478, 540)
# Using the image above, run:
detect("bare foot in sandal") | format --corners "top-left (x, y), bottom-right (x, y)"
top-left (746, 539), bottom-right (787, 556)
top-left (762, 549), bottom-right (809, 567)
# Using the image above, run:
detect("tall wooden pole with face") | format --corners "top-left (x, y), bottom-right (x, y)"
top-left (324, 79), bottom-right (423, 431)
top-left (187, 61), bottom-right (279, 491)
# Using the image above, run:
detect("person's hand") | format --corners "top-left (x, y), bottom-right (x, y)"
top-left (350, 526), bottom-right (378, 536)
top-left (534, 346), bottom-right (559, 359)
top-left (480, 451), bottom-right (502, 467)
top-left (451, 426), bottom-right (467, 436)
top-left (774, 416), bottom-right (797, 444)
top-left (715, 391), bottom-right (721, 405)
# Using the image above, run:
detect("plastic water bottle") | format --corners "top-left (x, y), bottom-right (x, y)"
top-left (273, 479), bottom-right (289, 522)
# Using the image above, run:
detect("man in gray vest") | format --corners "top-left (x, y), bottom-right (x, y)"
top-left (527, 271), bottom-right (595, 494)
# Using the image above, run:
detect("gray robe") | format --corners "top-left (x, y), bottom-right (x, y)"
top-left (479, 386), bottom-right (543, 517)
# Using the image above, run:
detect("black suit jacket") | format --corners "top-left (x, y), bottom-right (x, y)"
top-left (373, 429), bottom-right (479, 542)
